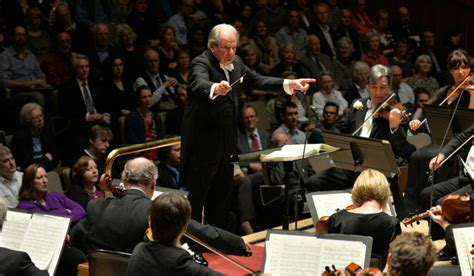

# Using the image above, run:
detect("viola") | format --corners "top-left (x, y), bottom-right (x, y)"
top-left (373, 98), bottom-right (411, 123)
top-left (315, 205), bottom-right (354, 233)
top-left (402, 194), bottom-right (470, 226)
top-left (321, 262), bottom-right (382, 276)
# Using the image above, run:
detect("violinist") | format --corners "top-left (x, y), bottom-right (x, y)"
top-left (400, 49), bottom-right (472, 218)
top-left (306, 64), bottom-right (414, 206)
top-left (328, 169), bottom-right (401, 266)
top-left (128, 192), bottom-right (221, 275)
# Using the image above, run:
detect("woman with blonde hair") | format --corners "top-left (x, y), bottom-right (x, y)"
top-left (328, 168), bottom-right (401, 264)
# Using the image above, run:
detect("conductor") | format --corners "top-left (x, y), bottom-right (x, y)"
top-left (181, 23), bottom-right (315, 228)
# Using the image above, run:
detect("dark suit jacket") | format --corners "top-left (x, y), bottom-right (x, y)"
top-left (299, 52), bottom-right (335, 78)
top-left (125, 109), bottom-right (165, 145)
top-left (10, 125), bottom-right (58, 171)
top-left (157, 163), bottom-right (179, 189)
top-left (309, 25), bottom-right (339, 58)
top-left (236, 128), bottom-right (270, 154)
top-left (0, 247), bottom-right (47, 276)
top-left (336, 98), bottom-right (408, 155)
top-left (128, 242), bottom-right (221, 276)
top-left (181, 50), bottom-right (285, 172)
top-left (440, 124), bottom-right (474, 157)
top-left (70, 189), bottom-right (247, 255)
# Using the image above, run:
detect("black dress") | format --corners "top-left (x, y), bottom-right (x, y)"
top-left (328, 210), bottom-right (401, 258)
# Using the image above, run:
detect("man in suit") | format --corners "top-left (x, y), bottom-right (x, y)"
top-left (306, 65), bottom-right (412, 206)
top-left (71, 157), bottom-right (249, 256)
top-left (299, 35), bottom-right (334, 91)
top-left (181, 23), bottom-right (315, 228)
top-left (309, 2), bottom-right (338, 58)
top-left (58, 53), bottom-right (110, 163)
top-left (0, 196), bottom-right (47, 276)
top-left (157, 139), bottom-right (184, 190)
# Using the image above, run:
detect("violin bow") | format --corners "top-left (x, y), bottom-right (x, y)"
top-left (184, 231), bottom-right (257, 275)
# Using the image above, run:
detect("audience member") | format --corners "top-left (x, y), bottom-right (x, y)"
top-left (114, 23), bottom-right (145, 83)
top-left (128, 192), bottom-right (222, 275)
top-left (168, 49), bottom-right (191, 86)
top-left (309, 2), bottom-right (338, 58)
top-left (391, 6), bottom-right (420, 50)
top-left (11, 102), bottom-right (58, 171)
top-left (86, 23), bottom-right (115, 82)
top-left (414, 87), bottom-right (430, 109)
top-left (71, 157), bottom-right (249, 256)
top-left (390, 65), bottom-right (415, 107)
top-left (164, 84), bottom-right (187, 135)
top-left (274, 8), bottom-right (307, 59)
top-left (0, 196), bottom-right (47, 275)
top-left (312, 72), bottom-right (348, 120)
top-left (51, 3), bottom-right (89, 52)
top-left (79, 124), bottom-right (113, 176)
top-left (75, 0), bottom-right (112, 30)
top-left (25, 7), bottom-right (52, 62)
top-left (157, 140), bottom-right (183, 190)
top-left (187, 27), bottom-right (207, 59)
top-left (0, 146), bottom-right (23, 208)
top-left (270, 44), bottom-right (302, 78)
top-left (0, 26), bottom-right (47, 107)
top-left (412, 29), bottom-right (445, 78)
top-left (41, 31), bottom-right (74, 88)
top-left (299, 35), bottom-right (334, 91)
top-left (249, 19), bottom-right (279, 72)
top-left (344, 61), bottom-right (370, 105)
top-left (328, 168), bottom-right (401, 264)
top-left (125, 85), bottom-right (165, 159)
top-left (134, 49), bottom-right (178, 112)
top-left (253, 0), bottom-right (287, 35)
top-left (167, 0), bottom-right (199, 46)
top-left (157, 25), bottom-right (180, 75)
top-left (273, 101), bottom-right (305, 144)
top-left (332, 36), bottom-right (356, 92)
top-left (405, 54), bottom-right (439, 96)
top-left (125, 0), bottom-right (159, 48)
top-left (68, 156), bottom-right (104, 210)
top-left (369, 9), bottom-right (395, 57)
top-left (351, 0), bottom-right (371, 34)
top-left (388, 39), bottom-right (413, 78)
top-left (318, 102), bottom-right (340, 133)
top-left (334, 8), bottom-right (362, 58)
top-left (240, 44), bottom-right (273, 99)
top-left (360, 32), bottom-right (389, 67)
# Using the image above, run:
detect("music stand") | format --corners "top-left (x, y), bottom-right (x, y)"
top-left (423, 104), bottom-right (474, 146)
top-left (321, 132), bottom-right (399, 178)
top-left (231, 144), bottom-right (339, 230)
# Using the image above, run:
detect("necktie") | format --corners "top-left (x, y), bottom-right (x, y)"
top-left (82, 82), bottom-right (96, 114)
top-left (250, 133), bottom-right (259, 151)
top-left (316, 57), bottom-right (327, 71)
top-left (156, 75), bottom-right (163, 87)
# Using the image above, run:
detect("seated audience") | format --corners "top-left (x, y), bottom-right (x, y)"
top-left (274, 8), bottom-right (307, 59)
top-left (249, 19), bottom-right (279, 72)
top-left (114, 23), bottom-right (145, 83)
top-left (157, 25), bottom-right (180, 76)
top-left (168, 49), bottom-right (191, 86)
top-left (334, 8), bottom-right (362, 58)
top-left (388, 39), bottom-right (413, 78)
top-left (17, 163), bottom-right (86, 224)
top-left (41, 31), bottom-right (74, 88)
top-left (299, 35), bottom-right (335, 90)
top-left (360, 32), bottom-right (389, 67)
top-left (405, 54), bottom-right (439, 96)
top-left (270, 44), bottom-right (302, 78)
top-left (332, 37), bottom-right (357, 93)
top-left (273, 101), bottom-right (306, 144)
top-left (164, 85), bottom-right (187, 135)
top-left (318, 102), bottom-right (340, 133)
top-left (11, 102), bottom-right (58, 171)
top-left (128, 192), bottom-right (221, 275)
top-left (71, 157), bottom-right (249, 256)
top-left (390, 65), bottom-right (415, 110)
top-left (0, 146), bottom-right (23, 208)
top-left (328, 168), bottom-right (401, 263)
top-left (125, 85), bottom-right (165, 159)
top-left (25, 7), bottom-right (52, 62)
top-left (67, 156), bottom-right (104, 210)
top-left (312, 72), bottom-right (348, 120)
top-left (79, 124), bottom-right (113, 176)
top-left (0, 196), bottom-right (47, 275)
top-left (344, 61), bottom-right (370, 105)
top-left (157, 140), bottom-right (184, 190)
top-left (85, 23), bottom-right (115, 83)
top-left (369, 9), bottom-right (395, 57)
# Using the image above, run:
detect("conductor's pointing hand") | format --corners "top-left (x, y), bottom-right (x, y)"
top-left (288, 78), bottom-right (316, 94)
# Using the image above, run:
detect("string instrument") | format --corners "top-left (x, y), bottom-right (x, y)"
top-left (322, 262), bottom-right (382, 276)
top-left (402, 194), bottom-right (470, 226)
top-left (373, 98), bottom-right (411, 123)
top-left (315, 205), bottom-right (354, 233)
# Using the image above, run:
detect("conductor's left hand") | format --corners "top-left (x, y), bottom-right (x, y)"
top-left (288, 78), bottom-right (316, 94)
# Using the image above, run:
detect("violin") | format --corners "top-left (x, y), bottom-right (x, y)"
top-left (322, 262), bottom-right (382, 276)
top-left (402, 194), bottom-right (470, 226)
top-left (373, 98), bottom-right (411, 123)
top-left (316, 205), bottom-right (354, 233)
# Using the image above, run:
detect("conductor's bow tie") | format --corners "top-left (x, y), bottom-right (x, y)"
top-left (220, 63), bottom-right (234, 72)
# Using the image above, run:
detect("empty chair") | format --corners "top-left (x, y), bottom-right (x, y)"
top-left (89, 249), bottom-right (131, 276)
top-left (47, 171), bottom-right (63, 193)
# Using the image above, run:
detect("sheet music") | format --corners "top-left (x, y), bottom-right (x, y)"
top-left (263, 233), bottom-right (366, 275)
top-left (152, 190), bottom-right (163, 200)
top-left (0, 211), bottom-right (31, 249)
top-left (260, 144), bottom-right (339, 162)
top-left (461, 145), bottom-right (474, 180)
top-left (453, 227), bottom-right (474, 276)
top-left (311, 192), bottom-right (394, 218)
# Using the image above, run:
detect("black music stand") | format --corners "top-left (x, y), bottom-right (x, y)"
top-left (423, 104), bottom-right (474, 146)
top-left (231, 144), bottom-right (339, 230)
top-left (321, 132), bottom-right (399, 178)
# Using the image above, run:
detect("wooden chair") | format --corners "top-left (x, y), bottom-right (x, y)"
top-left (88, 249), bottom-right (131, 276)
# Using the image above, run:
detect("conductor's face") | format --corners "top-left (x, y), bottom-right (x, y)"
top-left (211, 30), bottom-right (237, 65)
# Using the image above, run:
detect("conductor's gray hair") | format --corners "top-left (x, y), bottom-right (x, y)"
top-left (207, 24), bottom-right (239, 49)
top-left (368, 64), bottom-right (392, 87)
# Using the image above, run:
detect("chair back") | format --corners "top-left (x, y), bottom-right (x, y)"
top-left (59, 167), bottom-right (72, 192)
top-left (47, 171), bottom-right (63, 193)
top-left (89, 249), bottom-right (131, 276)
top-left (118, 116), bottom-right (127, 145)
top-left (248, 100), bottom-right (271, 131)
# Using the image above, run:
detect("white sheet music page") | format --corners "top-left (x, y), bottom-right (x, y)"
top-left (0, 210), bottom-right (31, 249)
top-left (263, 233), bottom-right (366, 275)
top-left (21, 213), bottom-right (70, 274)
top-left (453, 227), bottom-right (474, 276)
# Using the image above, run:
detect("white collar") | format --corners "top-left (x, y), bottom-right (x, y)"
top-left (220, 63), bottom-right (234, 72)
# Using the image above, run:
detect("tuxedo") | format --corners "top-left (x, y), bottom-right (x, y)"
top-left (181, 50), bottom-right (285, 228)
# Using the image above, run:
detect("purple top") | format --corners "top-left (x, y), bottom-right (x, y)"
top-left (17, 192), bottom-right (86, 224)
